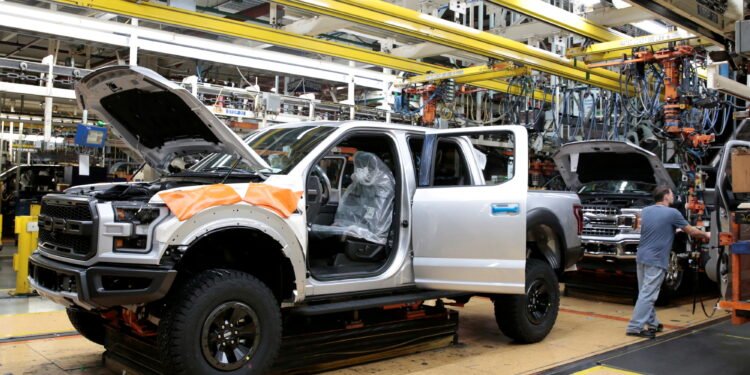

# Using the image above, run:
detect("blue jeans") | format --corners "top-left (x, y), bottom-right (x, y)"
top-left (627, 262), bottom-right (666, 333)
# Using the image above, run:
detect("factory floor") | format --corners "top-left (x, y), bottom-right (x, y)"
top-left (0, 259), bottom-right (736, 375)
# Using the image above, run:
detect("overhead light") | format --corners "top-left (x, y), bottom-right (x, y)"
top-left (612, 0), bottom-right (631, 9)
top-left (631, 20), bottom-right (669, 35)
top-left (578, 0), bottom-right (601, 6)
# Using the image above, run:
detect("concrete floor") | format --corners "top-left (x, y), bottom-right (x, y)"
top-left (1, 242), bottom-right (18, 290)
top-left (0, 239), bottom-right (732, 374)
top-left (0, 287), bottom-right (729, 375)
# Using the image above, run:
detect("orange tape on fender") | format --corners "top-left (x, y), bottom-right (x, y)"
top-left (243, 183), bottom-right (302, 218)
top-left (159, 184), bottom-right (242, 221)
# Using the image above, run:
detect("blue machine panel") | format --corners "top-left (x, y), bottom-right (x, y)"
top-left (74, 124), bottom-right (107, 148)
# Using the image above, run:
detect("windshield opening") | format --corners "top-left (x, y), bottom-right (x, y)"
top-left (578, 181), bottom-right (655, 194)
top-left (189, 125), bottom-right (337, 175)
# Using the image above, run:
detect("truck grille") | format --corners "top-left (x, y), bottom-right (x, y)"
top-left (38, 231), bottom-right (92, 256)
top-left (582, 205), bottom-right (619, 215)
top-left (587, 217), bottom-right (617, 226)
top-left (40, 202), bottom-right (92, 221)
top-left (38, 196), bottom-right (97, 261)
top-left (582, 228), bottom-right (619, 237)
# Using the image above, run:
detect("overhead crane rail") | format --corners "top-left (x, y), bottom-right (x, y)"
top-left (397, 62), bottom-right (531, 87)
top-left (625, 0), bottom-right (727, 46)
top-left (485, 0), bottom-right (626, 42)
top-left (51, 0), bottom-right (549, 101)
top-left (273, 0), bottom-right (627, 92)
top-left (566, 30), bottom-right (699, 58)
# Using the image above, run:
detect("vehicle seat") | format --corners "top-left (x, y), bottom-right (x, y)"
top-left (434, 149), bottom-right (466, 186)
top-left (311, 151), bottom-right (396, 261)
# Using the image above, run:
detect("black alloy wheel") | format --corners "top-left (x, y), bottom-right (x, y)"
top-left (526, 279), bottom-right (551, 325)
top-left (201, 302), bottom-right (262, 371)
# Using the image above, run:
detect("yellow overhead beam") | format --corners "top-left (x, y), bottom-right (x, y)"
top-left (486, 0), bottom-right (625, 42)
top-left (51, 0), bottom-right (549, 101)
top-left (455, 67), bottom-right (532, 84)
top-left (398, 62), bottom-right (521, 86)
top-left (276, 0), bottom-right (625, 92)
top-left (579, 38), bottom-right (713, 62)
top-left (566, 30), bottom-right (698, 58)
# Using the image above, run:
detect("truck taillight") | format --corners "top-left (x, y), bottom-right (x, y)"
top-left (573, 204), bottom-right (583, 235)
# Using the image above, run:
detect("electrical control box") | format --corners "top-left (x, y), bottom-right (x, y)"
top-left (736, 20), bottom-right (750, 58)
top-left (262, 93), bottom-right (281, 113)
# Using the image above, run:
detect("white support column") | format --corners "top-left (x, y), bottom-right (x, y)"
top-left (8, 121), bottom-right (12, 159)
top-left (348, 61), bottom-right (355, 120)
top-left (0, 121), bottom-right (4, 173)
top-left (42, 55), bottom-right (54, 146)
top-left (478, 1), bottom-right (484, 31)
top-left (381, 68), bottom-right (393, 124)
top-left (129, 18), bottom-right (139, 66)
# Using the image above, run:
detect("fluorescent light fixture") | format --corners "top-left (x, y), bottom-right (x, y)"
top-left (612, 0), bottom-right (631, 9)
top-left (631, 20), bottom-right (669, 34)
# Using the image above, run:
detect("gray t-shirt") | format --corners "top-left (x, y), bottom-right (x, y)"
top-left (636, 205), bottom-right (690, 269)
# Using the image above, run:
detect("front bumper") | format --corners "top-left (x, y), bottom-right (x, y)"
top-left (28, 252), bottom-right (177, 310)
top-left (582, 238), bottom-right (639, 260)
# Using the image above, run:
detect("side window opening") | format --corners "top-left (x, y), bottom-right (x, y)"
top-left (433, 140), bottom-right (470, 186)
top-left (470, 133), bottom-right (516, 185)
top-left (408, 136), bottom-right (423, 182)
top-left (422, 131), bottom-right (515, 188)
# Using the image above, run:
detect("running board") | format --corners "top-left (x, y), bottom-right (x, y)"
top-left (292, 290), bottom-right (470, 316)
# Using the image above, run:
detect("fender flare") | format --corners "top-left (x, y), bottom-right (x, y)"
top-left (526, 207), bottom-right (568, 271)
top-left (159, 204), bottom-right (306, 301)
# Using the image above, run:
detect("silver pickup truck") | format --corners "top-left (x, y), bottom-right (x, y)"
top-left (553, 141), bottom-right (689, 296)
top-left (28, 66), bottom-right (582, 375)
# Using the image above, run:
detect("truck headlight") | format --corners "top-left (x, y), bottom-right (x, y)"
top-left (617, 216), bottom-right (635, 228)
top-left (115, 207), bottom-right (161, 224)
top-left (112, 205), bottom-right (163, 251)
top-left (617, 215), bottom-right (638, 229)
top-left (617, 215), bottom-right (641, 230)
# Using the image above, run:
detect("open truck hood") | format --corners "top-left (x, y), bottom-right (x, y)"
top-left (76, 66), bottom-right (270, 174)
top-left (553, 140), bottom-right (675, 191)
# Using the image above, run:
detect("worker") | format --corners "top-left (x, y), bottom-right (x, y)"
top-left (626, 186), bottom-right (710, 339)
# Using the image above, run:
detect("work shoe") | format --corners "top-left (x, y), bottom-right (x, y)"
top-left (626, 330), bottom-right (656, 339)
top-left (648, 324), bottom-right (664, 333)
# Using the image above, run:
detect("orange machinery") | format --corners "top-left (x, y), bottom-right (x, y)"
top-left (404, 84), bottom-right (438, 125)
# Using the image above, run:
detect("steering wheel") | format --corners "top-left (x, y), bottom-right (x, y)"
top-left (311, 165), bottom-right (331, 205)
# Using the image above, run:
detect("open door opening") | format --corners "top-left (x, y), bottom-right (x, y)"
top-left (306, 133), bottom-right (402, 280)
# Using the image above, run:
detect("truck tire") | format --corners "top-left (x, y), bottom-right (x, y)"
top-left (493, 258), bottom-right (559, 343)
top-left (657, 251), bottom-right (686, 305)
top-left (157, 269), bottom-right (282, 375)
top-left (66, 307), bottom-right (106, 346)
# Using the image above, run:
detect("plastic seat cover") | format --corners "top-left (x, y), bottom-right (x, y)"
top-left (311, 151), bottom-right (396, 244)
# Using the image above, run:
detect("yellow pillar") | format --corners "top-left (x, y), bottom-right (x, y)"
top-left (30, 204), bottom-right (40, 218)
top-left (12, 215), bottom-right (38, 296)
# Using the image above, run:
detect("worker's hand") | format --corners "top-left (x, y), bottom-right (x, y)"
top-left (702, 231), bottom-right (711, 241)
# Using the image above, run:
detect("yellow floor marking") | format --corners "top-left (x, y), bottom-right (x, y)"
top-left (0, 310), bottom-right (65, 318)
top-left (574, 365), bottom-right (643, 375)
top-left (0, 310), bottom-right (73, 340)
top-left (718, 333), bottom-right (750, 341)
